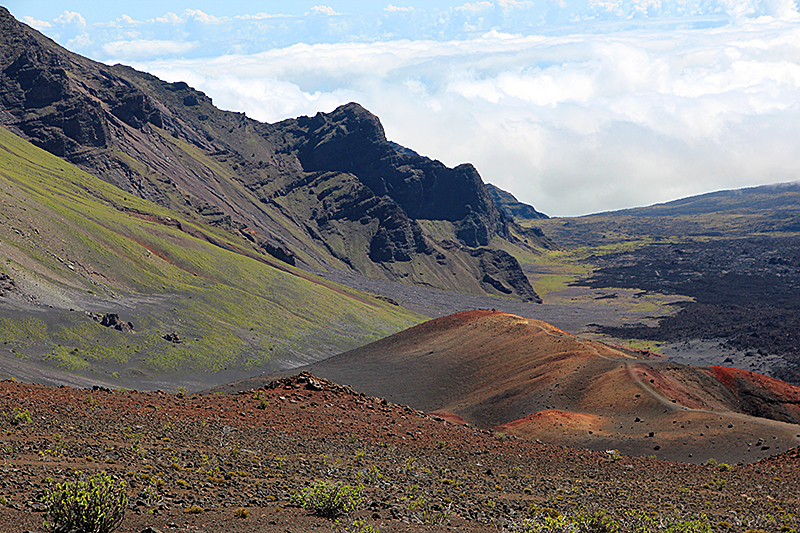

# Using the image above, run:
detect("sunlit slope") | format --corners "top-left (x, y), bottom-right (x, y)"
top-left (270, 309), bottom-right (800, 463)
top-left (0, 128), bottom-right (422, 388)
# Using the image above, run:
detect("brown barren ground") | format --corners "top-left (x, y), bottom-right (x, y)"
top-left (0, 375), bottom-right (799, 532)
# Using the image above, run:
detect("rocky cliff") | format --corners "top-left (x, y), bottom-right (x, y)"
top-left (486, 184), bottom-right (549, 220)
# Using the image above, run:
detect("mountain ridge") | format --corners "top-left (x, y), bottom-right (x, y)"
top-left (0, 7), bottom-right (548, 303)
top-left (486, 183), bottom-right (549, 221)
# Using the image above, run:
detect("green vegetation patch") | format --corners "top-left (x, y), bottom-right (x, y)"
top-left (0, 127), bottom-right (423, 384)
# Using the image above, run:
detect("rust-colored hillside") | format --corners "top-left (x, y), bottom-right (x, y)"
top-left (230, 310), bottom-right (800, 464)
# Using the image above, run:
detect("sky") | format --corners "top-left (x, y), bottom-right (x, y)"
top-left (7, 1), bottom-right (800, 217)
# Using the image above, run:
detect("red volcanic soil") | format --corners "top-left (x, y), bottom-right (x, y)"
top-left (708, 366), bottom-right (800, 420)
top-left (225, 310), bottom-right (800, 464)
top-left (427, 410), bottom-right (469, 425)
top-left (496, 410), bottom-right (605, 433)
top-left (1, 374), bottom-right (799, 532)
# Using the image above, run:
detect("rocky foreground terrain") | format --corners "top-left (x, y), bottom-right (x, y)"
top-left (0, 374), bottom-right (798, 532)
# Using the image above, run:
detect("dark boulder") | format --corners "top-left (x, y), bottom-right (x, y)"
top-left (93, 313), bottom-right (134, 333)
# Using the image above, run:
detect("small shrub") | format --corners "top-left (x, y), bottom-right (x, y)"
top-left (335, 518), bottom-right (380, 533)
top-left (41, 471), bottom-right (127, 533)
top-left (354, 449), bottom-right (366, 465)
top-left (519, 509), bottom-right (715, 533)
top-left (292, 480), bottom-right (364, 519)
top-left (234, 506), bottom-right (248, 518)
top-left (703, 478), bottom-right (726, 491)
top-left (184, 504), bottom-right (204, 514)
top-left (573, 510), bottom-right (617, 533)
top-left (356, 465), bottom-right (387, 485)
top-left (8, 408), bottom-right (31, 426)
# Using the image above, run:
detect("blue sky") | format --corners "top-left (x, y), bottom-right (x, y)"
top-left (7, 1), bottom-right (800, 216)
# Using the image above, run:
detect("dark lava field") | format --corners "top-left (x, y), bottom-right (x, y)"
top-left (579, 235), bottom-right (800, 385)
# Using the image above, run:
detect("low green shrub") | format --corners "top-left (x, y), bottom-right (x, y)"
top-left (292, 480), bottom-right (364, 518)
top-left (8, 408), bottom-right (31, 426)
top-left (335, 517), bottom-right (380, 533)
top-left (41, 471), bottom-right (127, 533)
top-left (518, 509), bottom-right (713, 533)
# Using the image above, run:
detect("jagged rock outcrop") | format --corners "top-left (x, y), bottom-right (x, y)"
top-left (366, 200), bottom-right (430, 262)
top-left (295, 103), bottom-right (509, 247)
top-left (162, 332), bottom-right (182, 344)
top-left (0, 273), bottom-right (15, 297)
top-left (0, 14), bottom-right (162, 158)
top-left (470, 248), bottom-right (541, 303)
top-left (92, 313), bottom-right (134, 333)
top-left (486, 184), bottom-right (549, 220)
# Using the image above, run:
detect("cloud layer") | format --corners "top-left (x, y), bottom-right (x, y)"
top-left (122, 19), bottom-right (800, 216)
top-left (15, 1), bottom-right (800, 215)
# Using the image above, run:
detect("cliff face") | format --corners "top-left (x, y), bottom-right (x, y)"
top-left (294, 103), bottom-right (508, 246)
top-left (0, 8), bottom-right (542, 303)
top-left (486, 184), bottom-right (549, 221)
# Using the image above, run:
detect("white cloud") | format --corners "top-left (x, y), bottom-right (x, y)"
top-left (102, 40), bottom-right (200, 60)
top-left (588, 0), bottom-right (625, 14)
top-left (149, 10), bottom-right (227, 25)
top-left (235, 13), bottom-right (291, 20)
top-left (95, 14), bottom-right (141, 28)
top-left (183, 9), bottom-right (225, 24)
top-left (306, 6), bottom-right (341, 16)
top-left (497, 0), bottom-right (537, 8)
top-left (55, 11), bottom-right (87, 28)
top-left (456, 1), bottom-right (495, 12)
top-left (21, 16), bottom-right (52, 29)
top-left (154, 12), bottom-right (184, 24)
top-left (481, 29), bottom-right (522, 39)
top-left (384, 4), bottom-right (415, 12)
top-left (68, 33), bottom-right (93, 49)
top-left (719, 0), bottom-right (800, 20)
